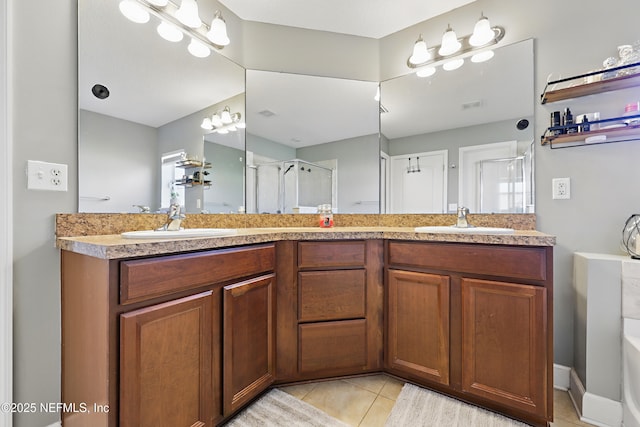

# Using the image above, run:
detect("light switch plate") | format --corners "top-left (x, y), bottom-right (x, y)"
top-left (27, 160), bottom-right (68, 192)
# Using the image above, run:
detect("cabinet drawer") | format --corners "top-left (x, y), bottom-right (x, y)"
top-left (298, 241), bottom-right (366, 269)
top-left (120, 244), bottom-right (274, 304)
top-left (387, 241), bottom-right (547, 281)
top-left (298, 320), bottom-right (367, 373)
top-left (298, 270), bottom-right (366, 322)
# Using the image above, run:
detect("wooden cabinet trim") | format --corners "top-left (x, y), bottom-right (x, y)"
top-left (298, 269), bottom-right (366, 322)
top-left (298, 241), bottom-right (366, 269)
top-left (461, 278), bottom-right (547, 418)
top-left (120, 291), bottom-right (213, 427)
top-left (120, 244), bottom-right (274, 305)
top-left (387, 241), bottom-right (547, 282)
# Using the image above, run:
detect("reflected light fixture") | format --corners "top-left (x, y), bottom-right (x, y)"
top-left (157, 21), bottom-right (183, 42)
top-left (442, 58), bottom-right (464, 71)
top-left (119, 0), bottom-right (231, 58)
top-left (175, 0), bottom-right (201, 28)
top-left (188, 38), bottom-right (210, 57)
top-left (201, 107), bottom-right (244, 134)
top-left (119, 0), bottom-right (150, 23)
top-left (406, 14), bottom-right (504, 77)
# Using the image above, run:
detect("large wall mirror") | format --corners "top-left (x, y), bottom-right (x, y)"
top-left (245, 70), bottom-right (380, 214)
top-left (380, 38), bottom-right (535, 214)
top-left (78, 0), bottom-right (245, 214)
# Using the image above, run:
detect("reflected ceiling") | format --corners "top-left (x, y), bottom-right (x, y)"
top-left (78, 0), bottom-right (244, 128)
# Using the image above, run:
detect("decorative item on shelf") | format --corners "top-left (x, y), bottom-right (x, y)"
top-left (118, 0), bottom-right (230, 59)
top-left (602, 56), bottom-right (619, 80)
top-left (622, 214), bottom-right (640, 259)
top-left (406, 13), bottom-right (504, 77)
top-left (624, 102), bottom-right (640, 125)
top-left (617, 43), bottom-right (640, 77)
top-left (317, 204), bottom-right (334, 228)
top-left (201, 106), bottom-right (245, 134)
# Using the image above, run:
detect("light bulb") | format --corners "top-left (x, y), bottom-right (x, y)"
top-left (471, 50), bottom-right (495, 63)
top-left (416, 66), bottom-right (436, 78)
top-left (157, 22), bottom-right (183, 42)
top-left (220, 108), bottom-right (232, 124)
top-left (175, 0), bottom-right (201, 28)
top-left (147, 0), bottom-right (168, 6)
top-left (201, 118), bottom-right (213, 130)
top-left (187, 38), bottom-right (210, 58)
top-left (442, 58), bottom-right (464, 71)
top-left (469, 14), bottom-right (495, 47)
top-left (119, 0), bottom-right (150, 24)
top-left (236, 122), bottom-right (246, 129)
top-left (210, 114), bottom-right (223, 127)
top-left (409, 35), bottom-right (431, 65)
top-left (207, 12), bottom-right (230, 46)
top-left (438, 25), bottom-right (461, 56)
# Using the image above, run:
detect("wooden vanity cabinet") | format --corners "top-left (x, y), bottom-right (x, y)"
top-left (385, 241), bottom-right (553, 427)
top-left (61, 243), bottom-right (275, 427)
top-left (275, 240), bottom-right (384, 382)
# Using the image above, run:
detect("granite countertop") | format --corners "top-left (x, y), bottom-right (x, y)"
top-left (57, 227), bottom-right (556, 260)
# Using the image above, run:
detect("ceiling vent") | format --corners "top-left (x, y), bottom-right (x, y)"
top-left (258, 109), bottom-right (276, 117)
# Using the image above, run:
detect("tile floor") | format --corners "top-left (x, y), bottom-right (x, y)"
top-left (278, 374), bottom-right (596, 427)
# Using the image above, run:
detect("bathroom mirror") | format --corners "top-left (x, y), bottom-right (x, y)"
top-left (78, 0), bottom-right (245, 213)
top-left (380, 38), bottom-right (535, 213)
top-left (245, 70), bottom-right (380, 214)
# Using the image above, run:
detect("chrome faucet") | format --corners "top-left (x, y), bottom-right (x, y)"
top-left (455, 206), bottom-right (473, 228)
top-left (157, 203), bottom-right (185, 231)
top-left (133, 204), bottom-right (150, 213)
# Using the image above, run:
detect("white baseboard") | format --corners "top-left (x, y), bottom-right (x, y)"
top-left (554, 363), bottom-right (571, 390)
top-left (568, 367), bottom-right (622, 427)
top-left (44, 422), bottom-right (61, 427)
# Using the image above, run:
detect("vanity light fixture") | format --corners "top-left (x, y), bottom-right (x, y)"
top-left (207, 11), bottom-right (230, 46)
top-left (118, 0), bottom-right (231, 58)
top-left (438, 25), bottom-right (461, 56)
top-left (175, 0), bottom-right (201, 28)
top-left (201, 107), bottom-right (245, 134)
top-left (406, 14), bottom-right (504, 77)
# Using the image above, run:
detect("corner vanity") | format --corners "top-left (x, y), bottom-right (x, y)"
top-left (57, 225), bottom-right (554, 427)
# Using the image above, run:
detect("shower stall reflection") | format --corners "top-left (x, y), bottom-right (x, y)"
top-left (479, 156), bottom-right (527, 213)
top-left (255, 159), bottom-right (334, 214)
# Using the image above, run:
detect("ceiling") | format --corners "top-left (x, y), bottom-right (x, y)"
top-left (219, 0), bottom-right (476, 39)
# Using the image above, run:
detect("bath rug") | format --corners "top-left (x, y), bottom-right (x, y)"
top-left (385, 383), bottom-right (530, 427)
top-left (225, 388), bottom-right (349, 427)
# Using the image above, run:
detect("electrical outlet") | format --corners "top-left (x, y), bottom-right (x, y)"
top-left (552, 177), bottom-right (570, 200)
top-left (27, 160), bottom-right (68, 192)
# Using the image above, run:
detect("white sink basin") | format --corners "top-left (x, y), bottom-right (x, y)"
top-left (121, 228), bottom-right (238, 239)
top-left (414, 226), bottom-right (514, 234)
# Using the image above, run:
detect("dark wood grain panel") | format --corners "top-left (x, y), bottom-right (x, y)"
top-left (298, 241), bottom-right (366, 268)
top-left (298, 320), bottom-right (367, 373)
top-left (387, 241), bottom-right (547, 282)
top-left (120, 244), bottom-right (274, 304)
top-left (298, 269), bottom-right (366, 322)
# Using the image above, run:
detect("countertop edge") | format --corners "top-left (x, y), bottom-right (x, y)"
top-left (57, 228), bottom-right (556, 259)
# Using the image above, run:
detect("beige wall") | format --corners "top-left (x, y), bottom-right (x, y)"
top-left (10, 0), bottom-right (640, 425)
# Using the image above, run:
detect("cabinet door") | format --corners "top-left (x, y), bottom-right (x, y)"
top-left (120, 291), bottom-right (213, 427)
top-left (386, 269), bottom-right (450, 385)
top-left (223, 274), bottom-right (275, 415)
top-left (461, 278), bottom-right (547, 418)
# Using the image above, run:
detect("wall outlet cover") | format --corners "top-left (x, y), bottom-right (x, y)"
top-left (27, 160), bottom-right (68, 192)
top-left (552, 177), bottom-right (570, 200)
